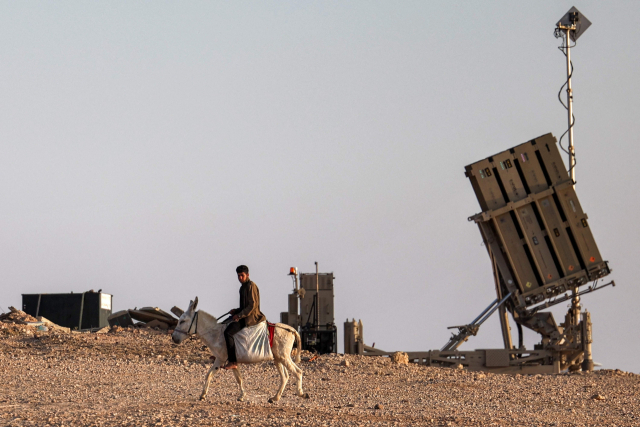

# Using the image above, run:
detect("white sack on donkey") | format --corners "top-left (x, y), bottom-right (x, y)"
top-left (171, 297), bottom-right (310, 403)
top-left (233, 321), bottom-right (273, 363)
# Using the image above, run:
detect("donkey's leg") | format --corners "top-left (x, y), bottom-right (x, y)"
top-left (282, 356), bottom-right (308, 398)
top-left (281, 359), bottom-right (290, 383)
top-left (269, 359), bottom-right (289, 403)
top-left (200, 359), bottom-right (223, 401)
top-left (281, 360), bottom-right (290, 396)
top-left (232, 366), bottom-right (246, 402)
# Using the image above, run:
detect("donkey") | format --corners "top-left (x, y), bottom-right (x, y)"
top-left (171, 297), bottom-right (309, 403)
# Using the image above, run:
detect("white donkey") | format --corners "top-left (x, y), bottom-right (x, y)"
top-left (171, 297), bottom-right (309, 403)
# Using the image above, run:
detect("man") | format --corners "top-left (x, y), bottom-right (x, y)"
top-left (223, 265), bottom-right (266, 370)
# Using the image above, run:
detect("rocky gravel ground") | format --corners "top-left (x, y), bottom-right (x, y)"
top-left (1, 322), bottom-right (639, 426)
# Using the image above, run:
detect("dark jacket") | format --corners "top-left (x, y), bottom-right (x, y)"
top-left (234, 280), bottom-right (266, 327)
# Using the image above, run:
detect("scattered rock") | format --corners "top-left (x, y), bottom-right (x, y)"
top-left (591, 394), bottom-right (606, 400)
top-left (374, 404), bottom-right (383, 410)
top-left (390, 352), bottom-right (408, 365)
top-left (340, 360), bottom-right (350, 367)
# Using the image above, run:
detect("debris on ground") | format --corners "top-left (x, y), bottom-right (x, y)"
top-left (107, 309), bottom-right (134, 328)
top-left (0, 306), bottom-right (38, 324)
top-left (390, 351), bottom-right (409, 364)
top-left (108, 306), bottom-right (178, 330)
top-left (37, 316), bottom-right (71, 333)
top-left (145, 319), bottom-right (169, 330)
top-left (0, 307), bottom-right (73, 336)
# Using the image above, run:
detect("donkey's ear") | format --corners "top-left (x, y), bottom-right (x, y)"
top-left (193, 297), bottom-right (199, 310)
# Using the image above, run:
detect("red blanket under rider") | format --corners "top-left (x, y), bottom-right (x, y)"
top-left (267, 322), bottom-right (275, 347)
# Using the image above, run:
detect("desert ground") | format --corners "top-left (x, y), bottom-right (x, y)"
top-left (1, 314), bottom-right (639, 427)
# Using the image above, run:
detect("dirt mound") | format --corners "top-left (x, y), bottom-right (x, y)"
top-left (0, 306), bottom-right (38, 324)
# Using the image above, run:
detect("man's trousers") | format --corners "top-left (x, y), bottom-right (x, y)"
top-left (224, 320), bottom-right (245, 363)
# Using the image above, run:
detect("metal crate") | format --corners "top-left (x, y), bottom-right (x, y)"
top-left (22, 291), bottom-right (112, 330)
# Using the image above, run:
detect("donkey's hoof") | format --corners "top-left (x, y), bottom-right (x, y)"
top-left (199, 395), bottom-right (206, 401)
top-left (237, 397), bottom-right (245, 402)
top-left (268, 397), bottom-right (278, 404)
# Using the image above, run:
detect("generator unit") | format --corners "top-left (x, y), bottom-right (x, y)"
top-left (280, 264), bottom-right (337, 354)
top-left (22, 291), bottom-right (112, 330)
top-left (299, 272), bottom-right (335, 328)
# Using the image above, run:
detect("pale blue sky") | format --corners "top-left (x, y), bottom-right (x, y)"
top-left (1, 2), bottom-right (638, 372)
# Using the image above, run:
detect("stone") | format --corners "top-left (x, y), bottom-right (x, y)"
top-left (390, 352), bottom-right (409, 365)
top-left (374, 404), bottom-right (383, 410)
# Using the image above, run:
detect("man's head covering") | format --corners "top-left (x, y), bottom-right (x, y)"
top-left (236, 265), bottom-right (249, 275)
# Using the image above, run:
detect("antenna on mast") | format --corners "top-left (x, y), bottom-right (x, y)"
top-left (554, 7), bottom-right (591, 186)
top-left (555, 7), bottom-right (593, 348)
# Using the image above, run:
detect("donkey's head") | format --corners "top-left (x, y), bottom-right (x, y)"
top-left (171, 297), bottom-right (198, 344)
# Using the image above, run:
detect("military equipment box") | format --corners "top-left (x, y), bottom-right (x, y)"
top-left (22, 292), bottom-right (112, 330)
top-left (465, 133), bottom-right (610, 307)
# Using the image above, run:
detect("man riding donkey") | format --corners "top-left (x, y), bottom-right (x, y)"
top-left (223, 265), bottom-right (265, 370)
top-left (171, 264), bottom-right (307, 402)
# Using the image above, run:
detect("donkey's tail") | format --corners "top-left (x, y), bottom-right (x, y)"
top-left (292, 328), bottom-right (302, 364)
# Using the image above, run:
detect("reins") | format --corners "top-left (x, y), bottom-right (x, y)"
top-left (188, 311), bottom-right (199, 336)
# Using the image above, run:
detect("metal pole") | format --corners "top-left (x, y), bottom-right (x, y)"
top-left (581, 311), bottom-right (594, 371)
top-left (35, 294), bottom-right (42, 318)
top-left (78, 292), bottom-right (86, 330)
top-left (565, 28), bottom-right (576, 184)
top-left (315, 262), bottom-right (319, 330)
top-left (295, 270), bottom-right (300, 328)
top-left (469, 298), bottom-right (499, 326)
top-left (492, 254), bottom-right (513, 350)
top-left (571, 286), bottom-right (581, 327)
top-left (476, 292), bottom-right (512, 327)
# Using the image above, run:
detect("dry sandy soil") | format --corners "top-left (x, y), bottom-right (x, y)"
top-left (1, 322), bottom-right (639, 427)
